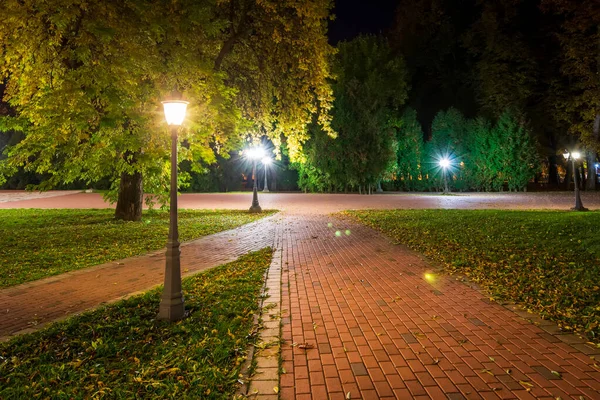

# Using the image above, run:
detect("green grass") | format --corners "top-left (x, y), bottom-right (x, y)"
top-left (0, 209), bottom-right (276, 288)
top-left (0, 248), bottom-right (272, 399)
top-left (344, 209), bottom-right (600, 340)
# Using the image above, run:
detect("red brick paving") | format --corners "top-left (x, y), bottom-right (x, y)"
top-left (1, 190), bottom-right (600, 212)
top-left (279, 215), bottom-right (600, 400)
top-left (0, 216), bottom-right (276, 339)
top-left (1, 191), bottom-right (600, 399)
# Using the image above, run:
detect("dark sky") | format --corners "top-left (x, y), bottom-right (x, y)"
top-left (328, 0), bottom-right (399, 44)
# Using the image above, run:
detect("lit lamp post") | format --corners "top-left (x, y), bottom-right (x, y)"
top-left (262, 157), bottom-right (272, 192)
top-left (563, 150), bottom-right (588, 211)
top-left (246, 146), bottom-right (264, 213)
top-left (439, 158), bottom-right (451, 194)
top-left (158, 95), bottom-right (189, 321)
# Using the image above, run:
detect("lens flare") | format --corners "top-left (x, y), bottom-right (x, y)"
top-left (345, 230), bottom-right (351, 236)
top-left (335, 231), bottom-right (342, 237)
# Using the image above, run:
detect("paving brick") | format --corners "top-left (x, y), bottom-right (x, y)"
top-left (4, 199), bottom-right (600, 400)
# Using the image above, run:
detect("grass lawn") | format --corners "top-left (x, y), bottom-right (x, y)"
top-left (0, 248), bottom-right (272, 399)
top-left (0, 209), bottom-right (276, 288)
top-left (344, 209), bottom-right (600, 340)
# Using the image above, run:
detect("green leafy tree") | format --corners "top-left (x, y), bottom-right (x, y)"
top-left (297, 35), bottom-right (409, 193)
top-left (464, 117), bottom-right (503, 191)
top-left (493, 110), bottom-right (540, 191)
top-left (394, 108), bottom-right (424, 191)
top-left (0, 0), bottom-right (334, 220)
top-left (425, 108), bottom-right (468, 191)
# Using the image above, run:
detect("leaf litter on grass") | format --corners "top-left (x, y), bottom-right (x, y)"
top-left (0, 248), bottom-right (273, 399)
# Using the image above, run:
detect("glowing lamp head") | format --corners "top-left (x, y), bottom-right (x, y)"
top-left (563, 150), bottom-right (581, 160)
top-left (439, 158), bottom-right (451, 169)
top-left (246, 147), bottom-right (265, 160)
top-left (261, 157), bottom-right (272, 166)
top-left (162, 100), bottom-right (189, 126)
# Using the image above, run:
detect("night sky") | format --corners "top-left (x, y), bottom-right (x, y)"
top-left (328, 0), bottom-right (399, 44)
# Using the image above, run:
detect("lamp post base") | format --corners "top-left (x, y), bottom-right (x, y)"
top-left (157, 297), bottom-right (185, 321)
top-left (249, 205), bottom-right (262, 213)
top-left (263, 188), bottom-right (270, 193)
top-left (571, 206), bottom-right (589, 212)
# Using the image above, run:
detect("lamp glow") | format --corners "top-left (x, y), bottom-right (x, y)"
top-left (439, 158), bottom-right (451, 168)
top-left (563, 151), bottom-right (581, 160)
top-left (246, 147), bottom-right (265, 160)
top-left (162, 100), bottom-right (189, 126)
top-left (261, 157), bottom-right (272, 165)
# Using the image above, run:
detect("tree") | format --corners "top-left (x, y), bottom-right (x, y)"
top-left (394, 108), bottom-right (424, 191)
top-left (464, 117), bottom-right (503, 191)
top-left (297, 35), bottom-right (409, 193)
top-left (542, 0), bottom-right (600, 190)
top-left (0, 0), bottom-right (334, 220)
top-left (463, 0), bottom-right (539, 116)
top-left (493, 110), bottom-right (540, 191)
top-left (425, 108), bottom-right (468, 191)
top-left (390, 0), bottom-right (478, 126)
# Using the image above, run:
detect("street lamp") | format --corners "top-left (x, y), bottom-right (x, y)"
top-left (439, 158), bottom-right (451, 194)
top-left (563, 150), bottom-right (587, 211)
top-left (262, 157), bottom-right (272, 193)
top-left (245, 146), bottom-right (265, 213)
top-left (158, 95), bottom-right (189, 321)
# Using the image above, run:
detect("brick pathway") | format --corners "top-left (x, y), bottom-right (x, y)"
top-left (2, 190), bottom-right (600, 212)
top-left (0, 216), bottom-right (276, 339)
top-left (2, 200), bottom-right (600, 399)
top-left (277, 215), bottom-right (600, 400)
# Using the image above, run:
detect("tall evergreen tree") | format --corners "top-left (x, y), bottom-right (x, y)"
top-left (394, 108), bottom-right (424, 191)
top-left (297, 35), bottom-right (409, 193)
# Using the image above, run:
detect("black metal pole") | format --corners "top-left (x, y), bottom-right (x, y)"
top-left (249, 159), bottom-right (262, 212)
top-left (572, 156), bottom-right (587, 211)
top-left (263, 163), bottom-right (269, 192)
top-left (443, 169), bottom-right (449, 194)
top-left (158, 126), bottom-right (185, 320)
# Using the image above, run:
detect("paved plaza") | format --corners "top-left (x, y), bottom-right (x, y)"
top-left (1, 190), bottom-right (599, 399)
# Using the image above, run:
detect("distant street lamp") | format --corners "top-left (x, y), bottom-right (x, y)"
top-left (563, 151), bottom-right (588, 211)
top-left (262, 157), bottom-right (272, 192)
top-left (246, 146), bottom-right (265, 213)
top-left (439, 158), bottom-right (451, 194)
top-left (158, 95), bottom-right (189, 321)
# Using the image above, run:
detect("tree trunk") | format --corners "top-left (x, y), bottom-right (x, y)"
top-left (587, 114), bottom-right (600, 190)
top-left (565, 160), bottom-right (572, 189)
top-left (585, 153), bottom-right (595, 190)
top-left (548, 155), bottom-right (559, 185)
top-left (115, 170), bottom-right (143, 221)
